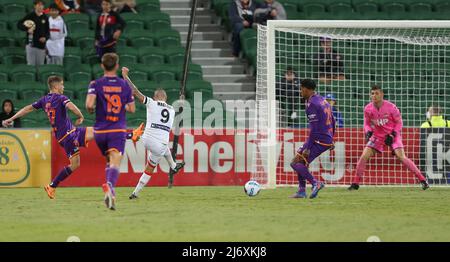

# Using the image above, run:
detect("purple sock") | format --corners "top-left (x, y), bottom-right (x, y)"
top-left (106, 167), bottom-right (120, 196)
top-left (298, 177), bottom-right (306, 193)
top-left (291, 162), bottom-right (317, 186)
top-left (50, 166), bottom-right (73, 188)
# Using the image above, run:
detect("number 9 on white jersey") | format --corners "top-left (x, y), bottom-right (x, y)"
top-left (142, 96), bottom-right (175, 144)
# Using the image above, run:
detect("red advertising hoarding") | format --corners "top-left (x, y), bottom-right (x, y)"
top-left (52, 128), bottom-right (420, 186)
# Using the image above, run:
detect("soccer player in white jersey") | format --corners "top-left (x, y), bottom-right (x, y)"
top-left (121, 67), bottom-right (185, 199)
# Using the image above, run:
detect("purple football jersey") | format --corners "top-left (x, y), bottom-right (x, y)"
top-left (87, 76), bottom-right (134, 130)
top-left (32, 93), bottom-right (74, 141)
top-left (303, 94), bottom-right (336, 148)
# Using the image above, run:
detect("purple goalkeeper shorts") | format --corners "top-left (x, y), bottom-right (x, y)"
top-left (59, 127), bottom-right (87, 158)
top-left (94, 131), bottom-right (127, 156)
top-left (297, 141), bottom-right (332, 165)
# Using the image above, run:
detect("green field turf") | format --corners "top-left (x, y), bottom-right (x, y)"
top-left (1, 186), bottom-right (449, 242)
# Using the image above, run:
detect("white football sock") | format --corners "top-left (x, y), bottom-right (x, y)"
top-left (133, 173), bottom-right (151, 196)
top-left (164, 148), bottom-right (177, 169)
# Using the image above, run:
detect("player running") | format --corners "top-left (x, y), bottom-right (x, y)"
top-left (86, 53), bottom-right (143, 210)
top-left (2, 76), bottom-right (92, 199)
top-left (290, 79), bottom-right (335, 199)
top-left (121, 67), bottom-right (185, 199)
top-left (348, 85), bottom-right (429, 190)
top-left (1, 75), bottom-right (143, 200)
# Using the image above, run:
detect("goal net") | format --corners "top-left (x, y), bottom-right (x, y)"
top-left (253, 20), bottom-right (450, 188)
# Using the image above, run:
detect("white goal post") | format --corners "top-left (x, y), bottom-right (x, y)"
top-left (254, 20), bottom-right (450, 188)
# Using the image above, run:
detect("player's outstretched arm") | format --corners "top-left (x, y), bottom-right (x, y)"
top-left (2, 105), bottom-right (35, 127)
top-left (66, 102), bottom-right (84, 126)
top-left (121, 67), bottom-right (145, 104)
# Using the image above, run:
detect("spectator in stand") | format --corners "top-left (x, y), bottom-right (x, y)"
top-left (17, 0), bottom-right (50, 66)
top-left (0, 100), bottom-right (21, 128)
top-left (112, 0), bottom-right (137, 13)
top-left (254, 0), bottom-right (286, 26)
top-left (46, 4), bottom-right (67, 65)
top-left (229, 0), bottom-right (259, 57)
top-left (420, 105), bottom-right (450, 128)
top-left (325, 93), bottom-right (344, 128)
top-left (83, 0), bottom-right (103, 16)
top-left (276, 67), bottom-right (303, 127)
top-left (95, 0), bottom-right (126, 58)
top-left (317, 37), bottom-right (345, 84)
top-left (54, 0), bottom-right (81, 14)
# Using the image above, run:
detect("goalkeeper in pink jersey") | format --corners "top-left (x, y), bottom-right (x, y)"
top-left (348, 85), bottom-right (429, 190)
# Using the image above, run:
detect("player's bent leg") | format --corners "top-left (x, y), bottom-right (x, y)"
top-left (69, 154), bottom-right (81, 171)
top-left (394, 148), bottom-right (429, 189)
top-left (349, 147), bottom-right (376, 190)
top-left (85, 127), bottom-right (94, 142)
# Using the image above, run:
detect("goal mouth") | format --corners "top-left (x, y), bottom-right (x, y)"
top-left (252, 21), bottom-right (450, 188)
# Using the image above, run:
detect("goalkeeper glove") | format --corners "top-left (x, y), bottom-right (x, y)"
top-left (385, 131), bottom-right (397, 146)
top-left (365, 131), bottom-right (373, 142)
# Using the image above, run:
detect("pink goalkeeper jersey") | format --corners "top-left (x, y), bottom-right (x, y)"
top-left (364, 100), bottom-right (403, 137)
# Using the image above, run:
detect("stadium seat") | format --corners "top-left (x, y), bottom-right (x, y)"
top-left (38, 65), bottom-right (65, 82)
top-left (147, 19), bottom-right (171, 32)
top-left (140, 50), bottom-right (166, 65)
top-left (129, 35), bottom-right (154, 48)
top-left (20, 88), bottom-right (46, 101)
top-left (82, 48), bottom-right (100, 65)
top-left (143, 12), bottom-right (171, 26)
top-left (327, 2), bottom-right (353, 13)
top-left (164, 47), bottom-right (186, 64)
top-left (408, 2), bottom-right (433, 12)
top-left (165, 89), bottom-right (181, 104)
top-left (135, 2), bottom-right (161, 14)
top-left (381, 2), bottom-right (406, 13)
top-left (301, 3), bottom-right (326, 13)
top-left (125, 20), bottom-right (145, 31)
top-left (70, 29), bottom-right (95, 48)
top-left (10, 65), bottom-right (36, 83)
top-left (0, 89), bottom-right (18, 100)
top-left (159, 80), bottom-right (179, 91)
top-left (0, 15), bottom-right (8, 31)
top-left (0, 31), bottom-right (16, 47)
top-left (354, 2), bottom-right (379, 14)
top-left (63, 13), bottom-right (91, 25)
top-left (128, 72), bottom-right (150, 81)
top-left (150, 69), bottom-right (176, 82)
top-left (435, 1), bottom-right (450, 13)
top-left (154, 30), bottom-right (181, 48)
top-left (0, 71), bottom-right (8, 82)
top-left (66, 20), bottom-right (89, 33)
top-left (2, 3), bottom-right (26, 15)
top-left (1, 47), bottom-right (26, 63)
top-left (66, 67), bottom-right (92, 85)
top-left (63, 55), bottom-right (83, 68)
top-left (186, 80), bottom-right (213, 94)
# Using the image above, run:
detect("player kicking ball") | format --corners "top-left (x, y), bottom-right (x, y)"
top-left (348, 85), bottom-right (429, 190)
top-left (1, 75), bottom-right (143, 200)
top-left (121, 67), bottom-right (185, 199)
top-left (290, 79), bottom-right (336, 199)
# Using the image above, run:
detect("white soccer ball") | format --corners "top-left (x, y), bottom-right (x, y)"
top-left (244, 180), bottom-right (261, 197)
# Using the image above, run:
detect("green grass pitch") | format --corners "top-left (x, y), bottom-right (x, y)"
top-left (1, 186), bottom-right (449, 242)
